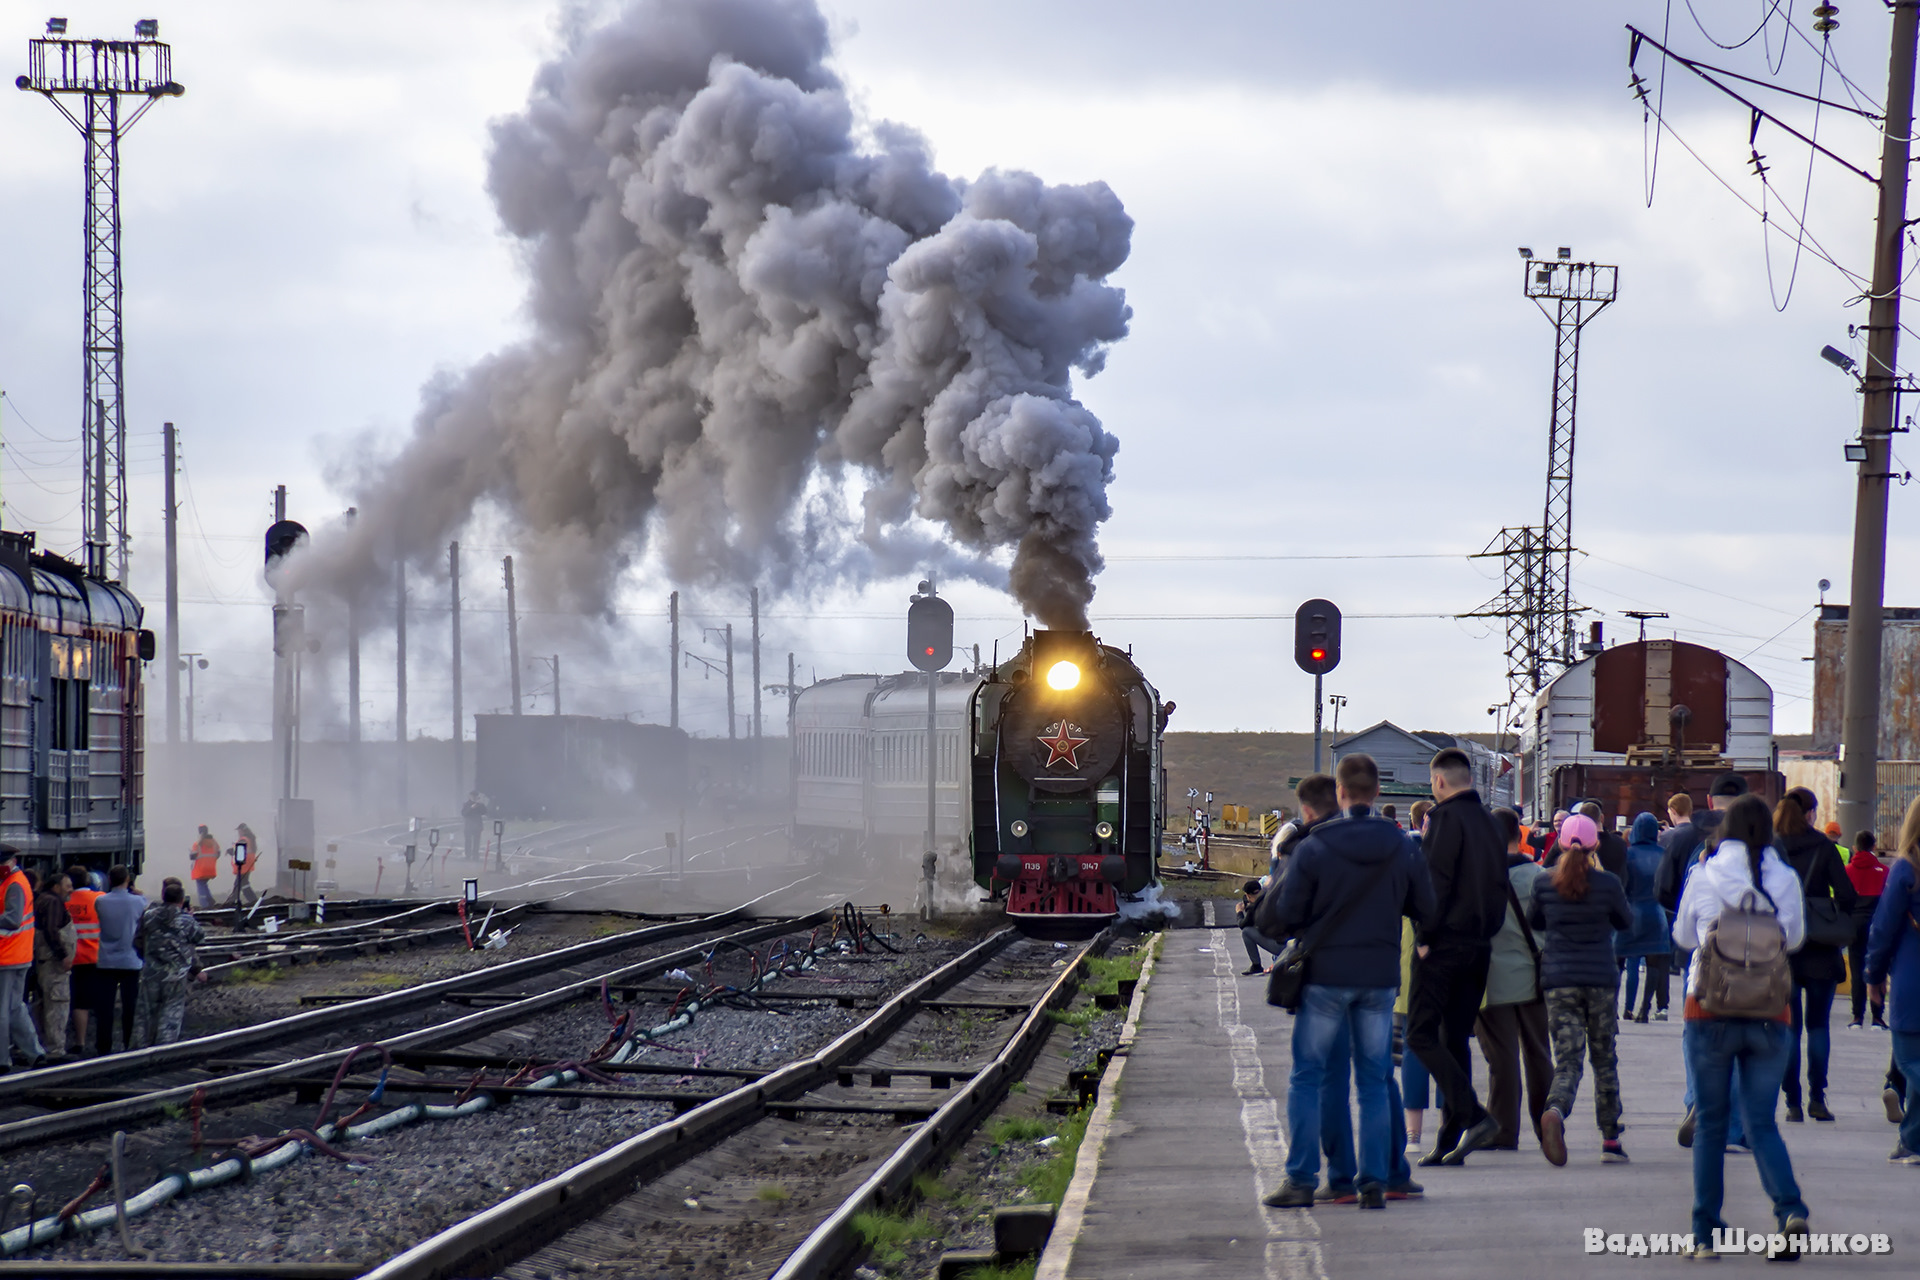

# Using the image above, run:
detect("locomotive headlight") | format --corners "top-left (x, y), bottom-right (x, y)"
top-left (1095, 821), bottom-right (1115, 841)
top-left (1046, 660), bottom-right (1081, 691)
top-left (1010, 820), bottom-right (1029, 838)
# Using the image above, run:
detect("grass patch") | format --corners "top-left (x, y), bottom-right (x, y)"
top-left (1083, 952), bottom-right (1144, 996)
top-left (755, 1184), bottom-right (789, 1202)
top-left (223, 964), bottom-right (288, 986)
top-left (1020, 1105), bottom-right (1093, 1206)
top-left (1047, 1007), bottom-right (1095, 1029)
top-left (587, 919), bottom-right (628, 938)
top-left (1009, 1081), bottom-right (1027, 1094)
top-left (958, 1264), bottom-right (1037, 1280)
top-left (361, 972), bottom-right (416, 990)
top-left (985, 1115), bottom-right (1056, 1146)
top-left (850, 1209), bottom-right (938, 1269)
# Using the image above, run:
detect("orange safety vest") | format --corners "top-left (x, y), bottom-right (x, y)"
top-left (68, 886), bottom-right (101, 965)
top-left (191, 836), bottom-right (220, 881)
top-left (0, 867), bottom-right (35, 967)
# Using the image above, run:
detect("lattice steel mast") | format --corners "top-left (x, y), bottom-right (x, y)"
top-left (16, 18), bottom-right (183, 580)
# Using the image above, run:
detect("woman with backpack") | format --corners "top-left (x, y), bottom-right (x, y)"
top-left (1672, 793), bottom-right (1810, 1260)
top-left (1527, 813), bottom-right (1633, 1166)
top-left (1865, 796), bottom-right (1920, 1164)
top-left (1616, 812), bottom-right (1672, 1023)
top-left (1773, 789), bottom-right (1857, 1123)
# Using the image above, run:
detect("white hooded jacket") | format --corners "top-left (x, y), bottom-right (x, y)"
top-left (1671, 838), bottom-right (1805, 998)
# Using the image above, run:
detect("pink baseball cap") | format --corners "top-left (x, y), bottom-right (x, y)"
top-left (1558, 814), bottom-right (1599, 848)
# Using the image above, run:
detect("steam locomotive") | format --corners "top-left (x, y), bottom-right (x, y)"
top-left (790, 629), bottom-right (1166, 936)
top-left (0, 530), bottom-right (153, 874)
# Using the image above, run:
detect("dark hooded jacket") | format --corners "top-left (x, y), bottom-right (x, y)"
top-left (1778, 827), bottom-right (1858, 985)
top-left (1657, 808), bottom-right (1725, 915)
top-left (1268, 805), bottom-right (1437, 989)
top-left (1614, 813), bottom-right (1671, 959)
top-left (1415, 789), bottom-right (1508, 949)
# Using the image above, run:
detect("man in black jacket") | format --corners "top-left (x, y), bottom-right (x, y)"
top-left (1655, 772), bottom-right (1744, 915)
top-left (1262, 754), bottom-right (1435, 1210)
top-left (1407, 747), bottom-right (1509, 1165)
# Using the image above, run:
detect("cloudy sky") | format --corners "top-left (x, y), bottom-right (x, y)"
top-left (0, 0), bottom-right (1905, 742)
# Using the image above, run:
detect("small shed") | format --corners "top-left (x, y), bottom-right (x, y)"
top-left (1330, 720), bottom-right (1517, 808)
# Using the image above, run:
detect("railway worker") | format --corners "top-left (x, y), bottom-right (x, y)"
top-left (1406, 747), bottom-right (1509, 1167)
top-left (91, 865), bottom-right (147, 1055)
top-left (1528, 813), bottom-right (1633, 1166)
top-left (226, 823), bottom-right (259, 907)
top-left (133, 879), bottom-right (205, 1048)
top-left (0, 845), bottom-right (47, 1070)
top-left (1260, 753), bottom-right (1435, 1210)
top-left (462, 792), bottom-right (488, 861)
top-left (1865, 795), bottom-right (1920, 1164)
top-left (189, 824), bottom-right (221, 908)
top-left (64, 865), bottom-right (101, 1054)
top-left (1473, 807), bottom-right (1551, 1154)
top-left (32, 871), bottom-right (74, 1058)
top-left (1846, 829), bottom-right (1890, 1028)
top-left (1672, 794), bottom-right (1810, 1258)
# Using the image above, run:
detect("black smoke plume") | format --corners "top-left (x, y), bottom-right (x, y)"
top-left (295, 0), bottom-right (1132, 628)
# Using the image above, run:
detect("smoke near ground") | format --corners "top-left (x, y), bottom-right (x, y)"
top-left (292, 0), bottom-right (1132, 628)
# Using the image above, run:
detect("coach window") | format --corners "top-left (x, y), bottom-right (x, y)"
top-left (49, 636), bottom-right (91, 752)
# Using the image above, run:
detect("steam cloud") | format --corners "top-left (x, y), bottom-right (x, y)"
top-left (298, 0), bottom-right (1132, 628)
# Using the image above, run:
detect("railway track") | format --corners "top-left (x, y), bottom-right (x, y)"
top-left (356, 928), bottom-right (1109, 1280)
top-left (0, 902), bottom-right (962, 1268)
top-left (194, 900), bottom-right (536, 980)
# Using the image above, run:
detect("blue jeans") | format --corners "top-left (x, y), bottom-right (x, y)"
top-left (1287, 984), bottom-right (1396, 1191)
top-left (1684, 1019), bottom-right (1810, 1242)
top-left (1397, 1011), bottom-right (1431, 1110)
top-left (1321, 1016), bottom-right (1414, 1190)
top-left (1894, 1031), bottom-right (1920, 1155)
top-left (1683, 1041), bottom-right (1746, 1146)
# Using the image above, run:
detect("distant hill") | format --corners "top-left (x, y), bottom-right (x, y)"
top-left (1165, 731), bottom-right (1820, 817)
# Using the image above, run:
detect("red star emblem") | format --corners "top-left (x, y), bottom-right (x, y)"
top-left (1038, 720), bottom-right (1091, 769)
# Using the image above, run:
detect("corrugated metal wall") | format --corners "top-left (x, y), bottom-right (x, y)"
top-left (1811, 606), bottom-right (1920, 759)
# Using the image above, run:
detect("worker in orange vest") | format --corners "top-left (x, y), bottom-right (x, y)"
top-left (65, 864), bottom-right (101, 1054)
top-left (0, 844), bottom-right (46, 1069)
top-left (226, 823), bottom-right (259, 908)
top-left (189, 825), bottom-right (221, 909)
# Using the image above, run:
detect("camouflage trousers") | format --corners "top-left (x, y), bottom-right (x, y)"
top-left (1544, 985), bottom-right (1622, 1139)
top-left (132, 970), bottom-right (190, 1049)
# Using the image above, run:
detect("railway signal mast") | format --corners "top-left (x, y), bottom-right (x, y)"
top-left (908, 582), bottom-right (953, 919)
top-left (17, 19), bottom-right (183, 580)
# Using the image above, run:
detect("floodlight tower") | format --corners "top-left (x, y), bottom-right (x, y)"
top-left (16, 18), bottom-right (184, 580)
top-left (1523, 246), bottom-right (1617, 670)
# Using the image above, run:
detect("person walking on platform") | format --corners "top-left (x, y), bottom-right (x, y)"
top-left (226, 823), bottom-right (259, 908)
top-left (1398, 800), bottom-right (1435, 1150)
top-left (1529, 814), bottom-right (1632, 1165)
top-left (1260, 753), bottom-right (1435, 1210)
top-left (1867, 797), bottom-right (1920, 1163)
top-left (0, 846), bottom-right (46, 1071)
top-left (1773, 789), bottom-right (1855, 1125)
top-left (92, 866), bottom-right (147, 1055)
top-left (189, 825), bottom-right (221, 909)
top-left (1407, 747), bottom-right (1508, 1166)
top-left (32, 871), bottom-right (73, 1058)
top-left (1617, 813), bottom-right (1673, 1022)
top-left (133, 879), bottom-right (204, 1048)
top-left (63, 866), bottom-right (100, 1054)
top-left (1673, 793), bottom-right (1810, 1259)
top-left (1846, 830), bottom-right (1890, 1028)
top-left (1474, 807), bottom-right (1550, 1151)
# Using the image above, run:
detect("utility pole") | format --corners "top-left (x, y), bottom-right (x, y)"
top-left (162, 421), bottom-right (179, 744)
top-left (450, 540), bottom-right (462, 805)
top-left (698, 624), bottom-right (736, 738)
top-left (346, 509), bottom-right (361, 801)
top-left (751, 587), bottom-right (762, 740)
top-left (669, 591), bottom-right (680, 730)
top-left (503, 555), bottom-right (522, 716)
top-left (1840, 0), bottom-right (1920, 843)
top-left (396, 563), bottom-right (408, 812)
top-left (271, 485), bottom-right (291, 800)
top-left (552, 654), bottom-right (561, 716)
top-left (788, 651), bottom-right (798, 726)
top-left (19, 22), bottom-right (182, 579)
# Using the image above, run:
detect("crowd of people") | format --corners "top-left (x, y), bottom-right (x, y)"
top-left (1241, 752), bottom-right (1920, 1260)
top-left (0, 827), bottom-right (223, 1072)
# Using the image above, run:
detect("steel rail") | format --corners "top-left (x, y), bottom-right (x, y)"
top-left (770, 929), bottom-right (1111, 1280)
top-left (0, 903), bottom-right (767, 1105)
top-left (197, 905), bottom-right (533, 980)
top-left (0, 914), bottom-right (829, 1156)
top-left (357, 927), bottom-right (1022, 1280)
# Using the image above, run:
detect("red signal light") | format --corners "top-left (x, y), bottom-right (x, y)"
top-left (924, 646), bottom-right (935, 655)
top-left (1310, 648), bottom-right (1326, 661)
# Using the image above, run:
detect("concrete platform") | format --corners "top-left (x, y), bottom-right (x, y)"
top-left (1051, 906), bottom-right (1912, 1278)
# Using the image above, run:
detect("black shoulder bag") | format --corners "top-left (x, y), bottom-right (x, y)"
top-left (1505, 877), bottom-right (1543, 998)
top-left (1266, 875), bottom-right (1375, 1012)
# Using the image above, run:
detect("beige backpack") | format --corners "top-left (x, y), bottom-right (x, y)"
top-left (1696, 884), bottom-right (1791, 1019)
